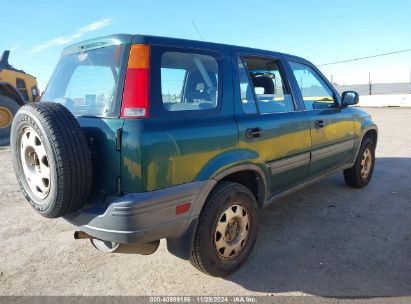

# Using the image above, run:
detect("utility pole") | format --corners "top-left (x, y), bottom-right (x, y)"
top-left (369, 72), bottom-right (372, 95)
top-left (331, 74), bottom-right (333, 85)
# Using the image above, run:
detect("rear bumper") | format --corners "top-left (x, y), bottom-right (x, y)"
top-left (64, 180), bottom-right (215, 244)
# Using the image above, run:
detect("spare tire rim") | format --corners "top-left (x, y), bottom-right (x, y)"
top-left (20, 127), bottom-right (51, 200)
top-left (360, 147), bottom-right (372, 179)
top-left (214, 203), bottom-right (250, 260)
top-left (0, 106), bottom-right (13, 129)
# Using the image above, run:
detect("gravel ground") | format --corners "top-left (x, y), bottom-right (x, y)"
top-left (0, 108), bottom-right (410, 299)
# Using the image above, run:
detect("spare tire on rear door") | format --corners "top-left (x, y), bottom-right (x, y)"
top-left (10, 102), bottom-right (92, 218)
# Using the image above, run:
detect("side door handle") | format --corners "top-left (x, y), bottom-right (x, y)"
top-left (315, 120), bottom-right (326, 128)
top-left (245, 127), bottom-right (263, 139)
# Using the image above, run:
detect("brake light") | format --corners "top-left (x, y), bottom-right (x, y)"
top-left (121, 44), bottom-right (150, 118)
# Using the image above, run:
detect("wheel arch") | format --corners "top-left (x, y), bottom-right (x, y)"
top-left (0, 82), bottom-right (25, 106)
top-left (350, 124), bottom-right (378, 165)
top-left (212, 163), bottom-right (268, 209)
top-left (362, 127), bottom-right (378, 147)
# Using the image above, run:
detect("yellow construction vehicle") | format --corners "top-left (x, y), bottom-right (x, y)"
top-left (0, 50), bottom-right (39, 138)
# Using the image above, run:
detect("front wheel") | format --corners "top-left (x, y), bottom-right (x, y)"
top-left (190, 182), bottom-right (259, 277)
top-left (344, 137), bottom-right (375, 188)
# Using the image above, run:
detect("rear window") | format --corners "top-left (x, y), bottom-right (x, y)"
top-left (42, 45), bottom-right (126, 117)
top-left (160, 52), bottom-right (219, 112)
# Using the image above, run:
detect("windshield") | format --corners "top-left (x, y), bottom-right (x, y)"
top-left (42, 45), bottom-right (126, 117)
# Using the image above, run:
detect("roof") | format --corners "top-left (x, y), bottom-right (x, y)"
top-left (61, 34), bottom-right (311, 65)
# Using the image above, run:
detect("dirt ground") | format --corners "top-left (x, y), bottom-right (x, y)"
top-left (0, 108), bottom-right (410, 299)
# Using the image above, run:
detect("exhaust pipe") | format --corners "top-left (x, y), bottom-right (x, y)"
top-left (74, 231), bottom-right (92, 240)
top-left (74, 231), bottom-right (160, 255)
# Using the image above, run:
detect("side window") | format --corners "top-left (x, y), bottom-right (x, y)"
top-left (288, 62), bottom-right (335, 110)
top-left (161, 52), bottom-right (219, 112)
top-left (241, 57), bottom-right (295, 114)
top-left (16, 78), bottom-right (29, 101)
top-left (161, 68), bottom-right (186, 103)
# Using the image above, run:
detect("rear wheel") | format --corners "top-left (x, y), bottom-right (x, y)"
top-left (344, 137), bottom-right (375, 188)
top-left (190, 182), bottom-right (259, 277)
top-left (0, 95), bottom-right (20, 138)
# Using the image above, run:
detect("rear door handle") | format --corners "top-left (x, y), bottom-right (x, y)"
top-left (315, 120), bottom-right (326, 128)
top-left (245, 127), bottom-right (263, 139)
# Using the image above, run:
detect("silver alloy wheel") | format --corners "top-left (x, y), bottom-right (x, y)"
top-left (214, 203), bottom-right (250, 260)
top-left (360, 147), bottom-right (372, 179)
top-left (20, 127), bottom-right (51, 200)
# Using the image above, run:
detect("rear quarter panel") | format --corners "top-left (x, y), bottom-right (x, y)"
top-left (121, 47), bottom-right (242, 193)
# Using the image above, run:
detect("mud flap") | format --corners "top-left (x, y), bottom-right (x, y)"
top-left (166, 218), bottom-right (199, 260)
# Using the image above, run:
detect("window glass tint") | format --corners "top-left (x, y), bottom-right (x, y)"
top-left (243, 57), bottom-right (294, 113)
top-left (65, 66), bottom-right (116, 110)
top-left (161, 52), bottom-right (219, 112)
top-left (289, 61), bottom-right (335, 110)
top-left (161, 68), bottom-right (186, 103)
top-left (237, 57), bottom-right (257, 114)
top-left (42, 45), bottom-right (125, 117)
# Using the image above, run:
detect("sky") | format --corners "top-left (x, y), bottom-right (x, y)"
top-left (1, 0), bottom-right (410, 90)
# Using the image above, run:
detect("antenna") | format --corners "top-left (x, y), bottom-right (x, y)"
top-left (192, 21), bottom-right (204, 41)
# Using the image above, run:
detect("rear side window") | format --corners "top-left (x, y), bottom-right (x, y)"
top-left (238, 57), bottom-right (294, 114)
top-left (161, 52), bottom-right (219, 112)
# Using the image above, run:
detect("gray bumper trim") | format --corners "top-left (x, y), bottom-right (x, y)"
top-left (64, 180), bottom-right (216, 244)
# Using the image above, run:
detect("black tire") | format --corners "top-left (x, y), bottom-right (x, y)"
top-left (344, 137), bottom-right (375, 188)
top-left (190, 181), bottom-right (259, 277)
top-left (10, 102), bottom-right (92, 218)
top-left (0, 95), bottom-right (20, 138)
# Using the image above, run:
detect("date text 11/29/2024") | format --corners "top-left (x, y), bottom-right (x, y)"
top-left (149, 296), bottom-right (257, 303)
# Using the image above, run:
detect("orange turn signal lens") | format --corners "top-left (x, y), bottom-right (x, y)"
top-left (127, 44), bottom-right (150, 69)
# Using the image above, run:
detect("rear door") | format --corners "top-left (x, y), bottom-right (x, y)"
top-left (287, 61), bottom-right (355, 177)
top-left (233, 54), bottom-right (312, 196)
top-left (41, 44), bottom-right (128, 196)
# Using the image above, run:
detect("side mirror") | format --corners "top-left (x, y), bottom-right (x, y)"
top-left (341, 91), bottom-right (359, 107)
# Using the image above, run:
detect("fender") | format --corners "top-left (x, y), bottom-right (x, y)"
top-left (350, 121), bottom-right (378, 166)
top-left (361, 124), bottom-right (378, 146)
top-left (0, 82), bottom-right (25, 106)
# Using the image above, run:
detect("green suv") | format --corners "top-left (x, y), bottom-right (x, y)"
top-left (10, 34), bottom-right (377, 277)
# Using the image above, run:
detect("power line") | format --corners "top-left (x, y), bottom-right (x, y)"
top-left (318, 48), bottom-right (411, 66)
top-left (192, 20), bottom-right (204, 41)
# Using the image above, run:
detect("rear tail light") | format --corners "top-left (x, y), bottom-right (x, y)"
top-left (121, 44), bottom-right (150, 118)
